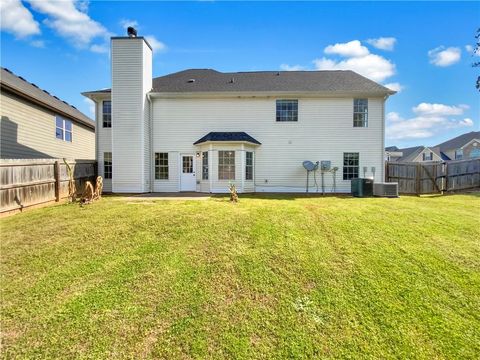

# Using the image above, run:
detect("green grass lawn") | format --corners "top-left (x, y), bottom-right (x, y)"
top-left (1, 194), bottom-right (479, 359)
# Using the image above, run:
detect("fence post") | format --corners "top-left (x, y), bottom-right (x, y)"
top-left (54, 160), bottom-right (60, 202)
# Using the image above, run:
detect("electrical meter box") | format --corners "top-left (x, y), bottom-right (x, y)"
top-left (320, 161), bottom-right (331, 171)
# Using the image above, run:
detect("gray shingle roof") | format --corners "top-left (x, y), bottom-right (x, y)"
top-left (193, 132), bottom-right (261, 145)
top-left (84, 69), bottom-right (395, 95)
top-left (1, 67), bottom-right (94, 129)
top-left (435, 131), bottom-right (480, 151)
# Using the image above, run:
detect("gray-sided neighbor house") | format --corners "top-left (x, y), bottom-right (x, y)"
top-left (435, 131), bottom-right (480, 161)
top-left (1, 67), bottom-right (95, 160)
top-left (386, 131), bottom-right (480, 163)
top-left (83, 30), bottom-right (396, 194)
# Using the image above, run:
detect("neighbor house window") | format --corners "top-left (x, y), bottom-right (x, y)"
top-left (343, 152), bottom-right (359, 180)
top-left (455, 149), bottom-right (463, 160)
top-left (423, 152), bottom-right (433, 161)
top-left (103, 100), bottom-right (111, 128)
top-left (104, 152), bottom-right (112, 179)
top-left (55, 117), bottom-right (72, 142)
top-left (353, 99), bottom-right (368, 127)
top-left (218, 151), bottom-right (235, 180)
top-left (276, 100), bottom-right (298, 121)
top-left (202, 151), bottom-right (209, 180)
top-left (155, 153), bottom-right (168, 180)
top-left (470, 148), bottom-right (480, 158)
top-left (245, 151), bottom-right (253, 180)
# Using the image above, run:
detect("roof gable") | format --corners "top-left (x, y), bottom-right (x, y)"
top-left (435, 131), bottom-right (480, 151)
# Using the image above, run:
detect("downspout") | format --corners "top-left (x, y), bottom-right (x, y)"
top-left (147, 93), bottom-right (154, 193)
top-left (382, 95), bottom-right (389, 182)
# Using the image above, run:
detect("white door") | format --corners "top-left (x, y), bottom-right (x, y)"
top-left (180, 155), bottom-right (196, 191)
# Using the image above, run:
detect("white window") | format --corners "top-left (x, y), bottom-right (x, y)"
top-left (245, 152), bottom-right (253, 180)
top-left (423, 152), bottom-right (433, 161)
top-left (103, 101), bottom-right (111, 128)
top-left (55, 117), bottom-right (72, 142)
top-left (104, 152), bottom-right (112, 179)
top-left (155, 153), bottom-right (168, 179)
top-left (343, 153), bottom-right (359, 180)
top-left (455, 149), bottom-right (463, 160)
top-left (276, 100), bottom-right (298, 121)
top-left (353, 99), bottom-right (368, 127)
top-left (202, 152), bottom-right (209, 180)
top-left (218, 151), bottom-right (235, 180)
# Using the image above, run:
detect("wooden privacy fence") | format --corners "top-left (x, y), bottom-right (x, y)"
top-left (0, 159), bottom-right (96, 213)
top-left (386, 158), bottom-right (480, 194)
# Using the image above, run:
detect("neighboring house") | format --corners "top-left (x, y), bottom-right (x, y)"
top-left (0, 67), bottom-right (95, 160)
top-left (83, 32), bottom-right (395, 193)
top-left (385, 145), bottom-right (443, 162)
top-left (435, 131), bottom-right (480, 161)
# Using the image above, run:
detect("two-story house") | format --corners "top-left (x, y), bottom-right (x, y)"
top-left (83, 31), bottom-right (395, 193)
top-left (435, 131), bottom-right (480, 161)
top-left (1, 67), bottom-right (95, 160)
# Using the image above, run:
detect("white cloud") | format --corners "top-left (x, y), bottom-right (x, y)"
top-left (386, 103), bottom-right (474, 140)
top-left (280, 64), bottom-right (306, 71)
top-left (84, 98), bottom-right (95, 118)
top-left (27, 0), bottom-right (108, 48)
top-left (384, 82), bottom-right (403, 93)
top-left (145, 35), bottom-right (167, 53)
top-left (428, 46), bottom-right (461, 67)
top-left (367, 37), bottom-right (397, 51)
top-left (30, 39), bottom-right (45, 48)
top-left (120, 19), bottom-right (139, 30)
top-left (90, 44), bottom-right (108, 54)
top-left (314, 53), bottom-right (395, 82)
top-left (324, 40), bottom-right (369, 57)
top-left (281, 39), bottom-right (397, 82)
top-left (412, 103), bottom-right (467, 116)
top-left (0, 0), bottom-right (40, 38)
top-left (386, 112), bottom-right (402, 122)
top-left (465, 44), bottom-right (479, 57)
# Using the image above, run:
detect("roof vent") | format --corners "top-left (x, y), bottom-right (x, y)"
top-left (4, 68), bottom-right (12, 74)
top-left (276, 72), bottom-right (280, 76)
top-left (127, 26), bottom-right (137, 38)
top-left (187, 79), bottom-right (195, 83)
top-left (229, 77), bottom-right (235, 83)
top-left (31, 83), bottom-right (39, 88)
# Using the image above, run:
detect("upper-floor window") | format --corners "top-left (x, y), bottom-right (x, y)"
top-left (470, 148), bottom-right (480, 158)
top-left (353, 99), bottom-right (368, 127)
top-left (202, 151), bottom-right (209, 180)
top-left (218, 151), bottom-right (235, 180)
top-left (455, 149), bottom-right (463, 160)
top-left (343, 152), bottom-right (359, 180)
top-left (245, 151), bottom-right (253, 180)
top-left (104, 152), bottom-right (112, 179)
top-left (103, 101), bottom-right (112, 128)
top-left (276, 100), bottom-right (298, 122)
top-left (55, 116), bottom-right (72, 142)
top-left (155, 152), bottom-right (169, 180)
top-left (423, 152), bottom-right (433, 161)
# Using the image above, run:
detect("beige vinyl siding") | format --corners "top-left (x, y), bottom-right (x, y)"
top-left (0, 91), bottom-right (94, 160)
top-left (411, 148), bottom-right (442, 162)
top-left (151, 97), bottom-right (385, 193)
top-left (111, 38), bottom-right (151, 192)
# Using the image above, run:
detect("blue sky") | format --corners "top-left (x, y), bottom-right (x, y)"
top-left (1, 1), bottom-right (479, 148)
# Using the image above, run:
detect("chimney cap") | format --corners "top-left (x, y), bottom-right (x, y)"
top-left (127, 27), bottom-right (137, 37)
